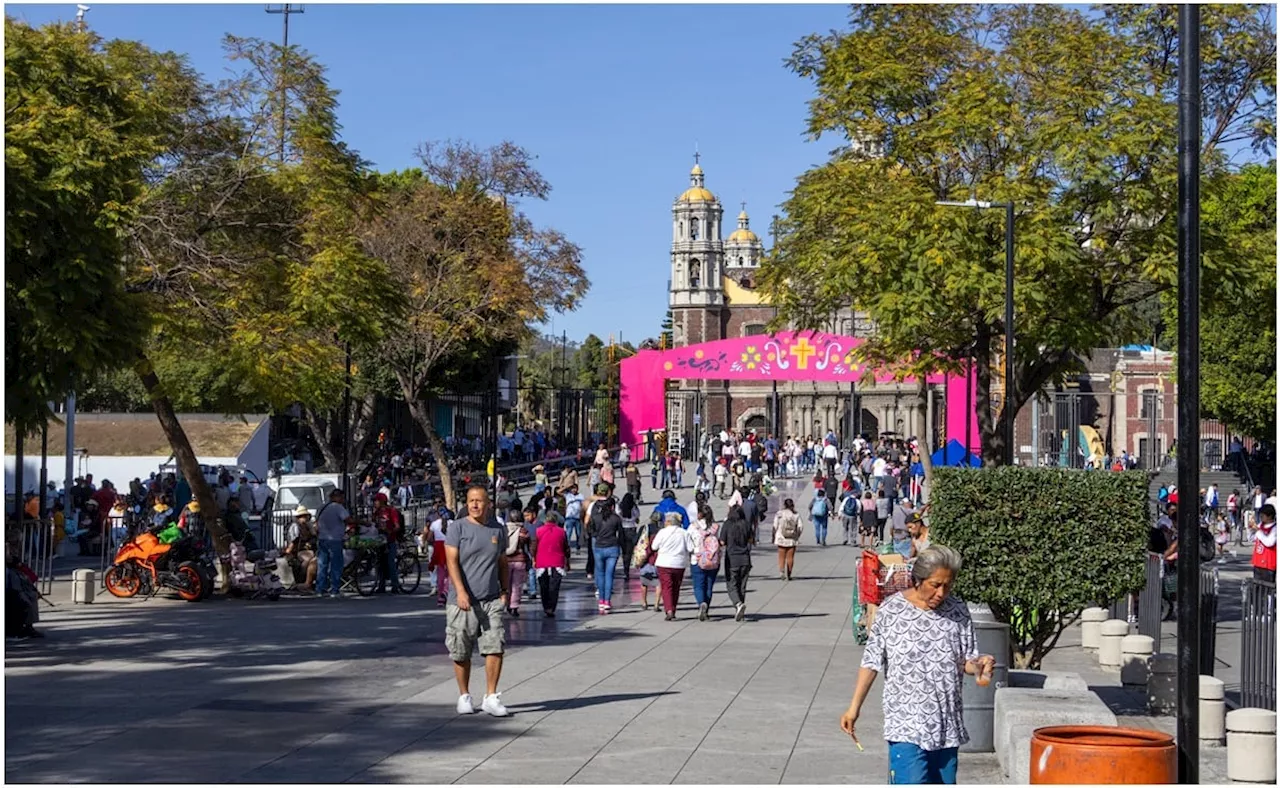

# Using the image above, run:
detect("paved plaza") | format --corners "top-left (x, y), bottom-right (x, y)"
top-left (2, 471), bottom-right (1241, 784)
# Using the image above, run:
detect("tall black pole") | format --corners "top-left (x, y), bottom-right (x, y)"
top-left (266, 4), bottom-right (304, 164)
top-left (38, 421), bottom-right (49, 519)
top-left (1004, 202), bottom-right (1016, 467)
top-left (1175, 5), bottom-right (1201, 783)
top-left (340, 341), bottom-right (352, 489)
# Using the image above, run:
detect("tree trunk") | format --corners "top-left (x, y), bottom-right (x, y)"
top-left (301, 408), bottom-right (339, 471)
top-left (916, 378), bottom-right (935, 504)
top-left (346, 392), bottom-right (376, 472)
top-left (134, 353), bottom-right (229, 554)
top-left (973, 322), bottom-right (1004, 467)
top-left (407, 398), bottom-right (456, 512)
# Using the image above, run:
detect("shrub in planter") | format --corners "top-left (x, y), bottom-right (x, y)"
top-left (929, 466), bottom-right (1148, 669)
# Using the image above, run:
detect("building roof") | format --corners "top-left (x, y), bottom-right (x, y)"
top-left (5, 413), bottom-right (267, 457)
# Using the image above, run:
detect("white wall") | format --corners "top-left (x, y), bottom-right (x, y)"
top-left (236, 419), bottom-right (270, 479)
top-left (5, 455), bottom-right (239, 493)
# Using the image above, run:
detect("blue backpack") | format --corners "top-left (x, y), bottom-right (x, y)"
top-left (812, 496), bottom-right (829, 518)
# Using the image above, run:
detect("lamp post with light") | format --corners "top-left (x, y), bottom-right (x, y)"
top-left (936, 198), bottom-right (1015, 467)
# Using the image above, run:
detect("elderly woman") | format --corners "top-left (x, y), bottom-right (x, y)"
top-left (840, 545), bottom-right (995, 785)
top-left (284, 505), bottom-right (319, 593)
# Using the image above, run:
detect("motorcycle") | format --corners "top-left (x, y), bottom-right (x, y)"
top-left (103, 528), bottom-right (211, 602)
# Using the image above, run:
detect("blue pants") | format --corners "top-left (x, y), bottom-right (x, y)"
top-left (564, 517), bottom-right (582, 549)
top-left (813, 516), bottom-right (828, 544)
top-left (690, 564), bottom-right (717, 606)
top-left (593, 546), bottom-right (620, 603)
top-left (316, 538), bottom-right (344, 595)
top-left (888, 742), bottom-right (958, 784)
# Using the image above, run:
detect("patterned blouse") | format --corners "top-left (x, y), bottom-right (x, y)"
top-left (860, 592), bottom-right (979, 751)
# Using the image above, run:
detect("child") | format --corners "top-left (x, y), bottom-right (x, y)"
top-left (714, 460), bottom-right (729, 498)
top-left (637, 512), bottom-right (662, 610)
top-left (1214, 513), bottom-right (1230, 561)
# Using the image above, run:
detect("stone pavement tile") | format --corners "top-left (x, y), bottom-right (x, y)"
top-left (238, 712), bottom-right (441, 784)
top-left (10, 744), bottom-right (283, 783)
top-left (568, 745), bottom-right (692, 784)
top-left (674, 748), bottom-right (789, 785)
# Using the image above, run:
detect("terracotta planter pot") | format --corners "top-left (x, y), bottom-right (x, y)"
top-left (1030, 725), bottom-right (1176, 784)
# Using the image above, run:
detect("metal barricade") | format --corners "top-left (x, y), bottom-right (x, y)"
top-left (10, 519), bottom-right (56, 597)
top-left (1240, 578), bottom-right (1277, 710)
top-left (98, 514), bottom-right (131, 587)
top-left (1200, 564), bottom-right (1220, 676)
top-left (1137, 552), bottom-right (1164, 641)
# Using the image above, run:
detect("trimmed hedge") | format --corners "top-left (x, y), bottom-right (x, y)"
top-left (929, 466), bottom-right (1149, 668)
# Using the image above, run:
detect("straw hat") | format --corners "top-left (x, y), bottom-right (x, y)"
top-left (294, 505), bottom-right (311, 518)
top-left (187, 500), bottom-right (201, 513)
top-left (532, 464), bottom-right (544, 472)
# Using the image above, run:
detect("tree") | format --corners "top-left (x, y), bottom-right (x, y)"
top-left (361, 143), bottom-right (587, 509)
top-left (118, 35), bottom-right (399, 548)
top-left (1177, 162), bottom-right (1276, 440)
top-left (574, 334), bottom-right (608, 390)
top-left (659, 309), bottom-right (674, 349)
top-left (765, 5), bottom-right (1275, 465)
top-left (5, 19), bottom-right (164, 435)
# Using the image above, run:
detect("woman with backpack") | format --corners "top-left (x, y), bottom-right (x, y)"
top-left (689, 504), bottom-right (722, 621)
top-left (839, 485), bottom-right (860, 547)
top-left (810, 490), bottom-right (831, 547)
top-left (773, 499), bottom-right (803, 580)
top-left (504, 508), bottom-right (532, 618)
top-left (875, 489), bottom-right (892, 545)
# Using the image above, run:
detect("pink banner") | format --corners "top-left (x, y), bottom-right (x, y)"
top-left (618, 331), bottom-right (980, 458)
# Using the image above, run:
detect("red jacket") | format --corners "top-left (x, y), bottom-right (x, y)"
top-left (1253, 523), bottom-right (1276, 572)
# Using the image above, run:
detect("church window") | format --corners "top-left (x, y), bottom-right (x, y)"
top-left (738, 256), bottom-right (744, 267)
top-left (679, 221), bottom-right (684, 239)
top-left (744, 323), bottom-right (767, 337)
top-left (690, 217), bottom-right (700, 241)
top-left (689, 258), bottom-right (701, 288)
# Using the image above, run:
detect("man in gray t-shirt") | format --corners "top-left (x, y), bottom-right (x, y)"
top-left (314, 490), bottom-right (351, 598)
top-left (445, 484), bottom-right (511, 718)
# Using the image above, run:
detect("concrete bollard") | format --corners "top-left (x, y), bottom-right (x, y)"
top-left (1227, 708), bottom-right (1277, 783)
top-left (1120, 634), bottom-right (1155, 689)
top-left (1148, 653), bottom-right (1178, 715)
top-left (71, 568), bottom-right (96, 604)
top-left (1098, 619), bottom-right (1129, 669)
top-left (1200, 675), bottom-right (1226, 745)
top-left (1080, 607), bottom-right (1109, 651)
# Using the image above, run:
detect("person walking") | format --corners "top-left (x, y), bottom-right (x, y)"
top-left (444, 484), bottom-right (511, 718)
top-left (637, 511), bottom-right (662, 610)
top-left (875, 489), bottom-right (892, 545)
top-left (859, 491), bottom-right (878, 548)
top-left (810, 489), bottom-right (831, 547)
top-left (689, 504), bottom-right (722, 621)
top-left (772, 499), bottom-right (803, 581)
top-left (427, 511), bottom-right (449, 605)
top-left (839, 484), bottom-right (860, 547)
top-left (503, 508), bottom-right (532, 618)
top-left (618, 490), bottom-right (640, 582)
top-left (314, 489), bottom-right (352, 599)
top-left (562, 483), bottom-right (584, 553)
top-left (719, 503), bottom-right (753, 621)
top-left (589, 496), bottom-right (626, 614)
top-left (840, 545), bottom-right (995, 784)
top-left (534, 513), bottom-right (569, 618)
top-left (650, 512), bottom-right (695, 620)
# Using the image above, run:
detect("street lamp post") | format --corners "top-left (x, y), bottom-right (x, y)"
top-left (937, 198), bottom-right (1016, 466)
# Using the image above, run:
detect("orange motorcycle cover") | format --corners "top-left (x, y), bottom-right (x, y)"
top-left (115, 532), bottom-right (173, 564)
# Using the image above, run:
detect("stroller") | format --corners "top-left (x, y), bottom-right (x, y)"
top-left (852, 547), bottom-right (914, 645)
top-left (227, 541), bottom-right (284, 600)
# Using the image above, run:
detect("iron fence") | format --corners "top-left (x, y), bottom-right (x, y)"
top-left (1199, 564), bottom-right (1220, 676)
top-left (8, 518), bottom-right (56, 597)
top-left (1240, 578), bottom-right (1276, 711)
top-left (1137, 552), bottom-right (1164, 641)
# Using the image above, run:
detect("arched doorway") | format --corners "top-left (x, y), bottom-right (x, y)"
top-left (859, 409), bottom-right (879, 439)
top-left (744, 413), bottom-right (770, 434)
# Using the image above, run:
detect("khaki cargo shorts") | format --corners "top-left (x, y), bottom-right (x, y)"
top-left (445, 597), bottom-right (506, 662)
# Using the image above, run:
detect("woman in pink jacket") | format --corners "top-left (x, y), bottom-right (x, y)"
top-left (534, 515), bottom-right (570, 618)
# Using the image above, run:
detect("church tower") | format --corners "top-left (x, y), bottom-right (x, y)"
top-left (669, 156), bottom-right (724, 348)
top-left (723, 205), bottom-right (765, 285)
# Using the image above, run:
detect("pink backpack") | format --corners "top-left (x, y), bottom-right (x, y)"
top-left (696, 524), bottom-right (722, 571)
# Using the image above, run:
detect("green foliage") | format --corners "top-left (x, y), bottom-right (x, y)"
top-left (4, 19), bottom-right (180, 433)
top-left (1182, 162), bottom-right (1276, 440)
top-left (660, 309), bottom-right (674, 349)
top-left (767, 5), bottom-right (1275, 465)
top-left (929, 466), bottom-right (1149, 668)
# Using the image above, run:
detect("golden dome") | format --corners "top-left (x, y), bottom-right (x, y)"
top-left (691, 164), bottom-right (704, 176)
top-left (679, 186), bottom-right (716, 203)
top-left (728, 227), bottom-right (759, 243)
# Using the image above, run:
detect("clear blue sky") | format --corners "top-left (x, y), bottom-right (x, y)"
top-left (9, 2), bottom-right (853, 346)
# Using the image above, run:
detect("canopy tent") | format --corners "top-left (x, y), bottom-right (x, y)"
top-left (932, 439), bottom-right (981, 468)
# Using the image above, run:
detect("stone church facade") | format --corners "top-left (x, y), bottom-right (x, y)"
top-left (666, 160), bottom-right (943, 450)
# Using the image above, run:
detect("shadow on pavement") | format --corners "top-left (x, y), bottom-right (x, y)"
top-left (505, 690), bottom-right (678, 713)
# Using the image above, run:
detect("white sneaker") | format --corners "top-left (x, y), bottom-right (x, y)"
top-left (456, 694), bottom-right (475, 715)
top-left (481, 693), bottom-right (510, 717)
top-left (735, 603), bottom-right (746, 622)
